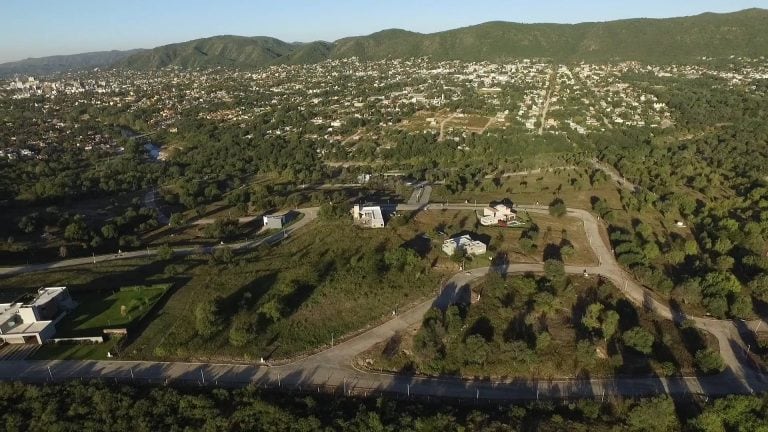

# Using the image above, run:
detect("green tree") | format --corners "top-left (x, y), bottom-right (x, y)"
top-left (582, 303), bottom-right (604, 333)
top-left (228, 314), bottom-right (253, 347)
top-left (195, 296), bottom-right (222, 337)
top-left (695, 348), bottom-right (725, 374)
top-left (156, 244), bottom-right (174, 261)
top-left (625, 396), bottom-right (679, 432)
top-left (601, 310), bottom-right (620, 341)
top-left (548, 198), bottom-right (567, 218)
top-left (622, 327), bottom-right (654, 355)
top-left (729, 294), bottom-right (753, 319)
top-left (463, 334), bottom-right (490, 366)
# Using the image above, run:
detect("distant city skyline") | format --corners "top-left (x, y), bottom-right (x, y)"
top-left (1, 0), bottom-right (767, 63)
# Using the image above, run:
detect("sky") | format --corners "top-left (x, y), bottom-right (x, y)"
top-left (1, 0), bottom-right (767, 63)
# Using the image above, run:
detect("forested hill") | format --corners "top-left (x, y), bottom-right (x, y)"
top-left (116, 8), bottom-right (768, 70)
top-left (0, 49), bottom-right (143, 78)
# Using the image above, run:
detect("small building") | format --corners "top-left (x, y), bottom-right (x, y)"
top-left (0, 287), bottom-right (75, 345)
top-left (263, 214), bottom-right (285, 230)
top-left (480, 204), bottom-right (517, 226)
top-left (351, 204), bottom-right (385, 228)
top-left (442, 235), bottom-right (487, 256)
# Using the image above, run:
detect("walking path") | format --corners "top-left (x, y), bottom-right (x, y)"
top-left (1, 203), bottom-right (766, 400)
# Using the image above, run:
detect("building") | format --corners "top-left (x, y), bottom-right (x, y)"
top-left (263, 214), bottom-right (285, 230)
top-left (351, 204), bottom-right (385, 228)
top-left (442, 235), bottom-right (487, 256)
top-left (0, 287), bottom-right (75, 345)
top-left (480, 204), bottom-right (517, 226)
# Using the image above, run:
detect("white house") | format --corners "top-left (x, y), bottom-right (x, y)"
top-left (0, 287), bottom-right (76, 345)
top-left (480, 204), bottom-right (516, 226)
top-left (263, 214), bottom-right (285, 230)
top-left (442, 235), bottom-right (487, 256)
top-left (351, 204), bottom-right (385, 228)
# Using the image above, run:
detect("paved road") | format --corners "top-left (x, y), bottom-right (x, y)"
top-left (1, 203), bottom-right (766, 400)
top-left (407, 184), bottom-right (432, 206)
top-left (0, 208), bottom-right (318, 277)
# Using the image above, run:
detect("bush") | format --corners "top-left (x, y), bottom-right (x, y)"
top-left (695, 348), bottom-right (725, 374)
top-left (622, 326), bottom-right (655, 355)
top-left (548, 198), bottom-right (567, 218)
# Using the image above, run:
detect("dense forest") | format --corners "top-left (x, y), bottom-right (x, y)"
top-left (591, 74), bottom-right (768, 320)
top-left (2, 381), bottom-right (768, 431)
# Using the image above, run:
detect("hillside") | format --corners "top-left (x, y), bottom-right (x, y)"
top-left (331, 8), bottom-right (768, 63)
top-left (6, 8), bottom-right (768, 75)
top-left (0, 49), bottom-right (143, 78)
top-left (115, 35), bottom-right (300, 69)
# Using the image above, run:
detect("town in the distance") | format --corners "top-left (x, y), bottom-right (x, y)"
top-left (1, 5), bottom-right (768, 431)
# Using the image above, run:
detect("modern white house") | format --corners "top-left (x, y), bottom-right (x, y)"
top-left (263, 214), bottom-right (285, 230)
top-left (442, 235), bottom-right (487, 256)
top-left (0, 287), bottom-right (76, 345)
top-left (351, 204), bottom-right (385, 228)
top-left (480, 204), bottom-right (517, 226)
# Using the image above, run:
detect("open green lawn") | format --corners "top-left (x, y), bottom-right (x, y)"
top-left (30, 336), bottom-right (122, 361)
top-left (56, 285), bottom-right (168, 337)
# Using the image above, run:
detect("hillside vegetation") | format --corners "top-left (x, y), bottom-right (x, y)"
top-left (116, 9), bottom-right (768, 70)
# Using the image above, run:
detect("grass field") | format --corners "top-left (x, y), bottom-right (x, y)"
top-left (56, 285), bottom-right (168, 337)
top-left (402, 209), bottom-right (598, 269)
top-left (30, 336), bottom-right (122, 361)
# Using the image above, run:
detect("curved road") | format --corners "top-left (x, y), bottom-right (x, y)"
top-left (0, 208), bottom-right (318, 277)
top-left (1, 203), bottom-right (766, 400)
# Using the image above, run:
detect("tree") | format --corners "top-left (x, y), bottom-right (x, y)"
top-left (748, 274), bottom-right (768, 302)
top-left (64, 219), bottom-right (88, 242)
top-left (543, 259), bottom-right (566, 289)
top-left (695, 348), bottom-right (725, 374)
top-left (212, 246), bottom-right (234, 264)
top-left (601, 310), bottom-right (620, 341)
top-left (582, 303), bottom-right (604, 333)
top-left (622, 327), bottom-right (654, 355)
top-left (463, 334), bottom-right (490, 366)
top-left (548, 198), bottom-right (566, 218)
top-left (228, 314), bottom-right (253, 347)
top-left (156, 244), bottom-right (174, 261)
top-left (729, 294), bottom-right (753, 319)
top-left (101, 223), bottom-right (118, 240)
top-left (625, 396), bottom-right (679, 432)
top-left (169, 213), bottom-right (185, 228)
top-left (195, 297), bottom-right (222, 337)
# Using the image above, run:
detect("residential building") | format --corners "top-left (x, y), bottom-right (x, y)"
top-left (263, 214), bottom-right (285, 230)
top-left (480, 204), bottom-right (517, 226)
top-left (351, 204), bottom-right (385, 228)
top-left (442, 235), bottom-right (487, 256)
top-left (0, 287), bottom-right (75, 345)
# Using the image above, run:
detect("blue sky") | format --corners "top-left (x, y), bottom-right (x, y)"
top-left (1, 0), bottom-right (767, 63)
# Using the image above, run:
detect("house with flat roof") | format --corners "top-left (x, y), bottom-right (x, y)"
top-left (442, 235), bottom-right (487, 256)
top-left (0, 287), bottom-right (75, 345)
top-left (351, 204), bottom-right (385, 228)
top-left (480, 204), bottom-right (517, 226)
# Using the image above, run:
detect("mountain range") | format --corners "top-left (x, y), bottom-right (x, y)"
top-left (2, 8), bottom-right (767, 77)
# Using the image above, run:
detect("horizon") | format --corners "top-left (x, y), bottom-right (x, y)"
top-left (1, 1), bottom-right (767, 64)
